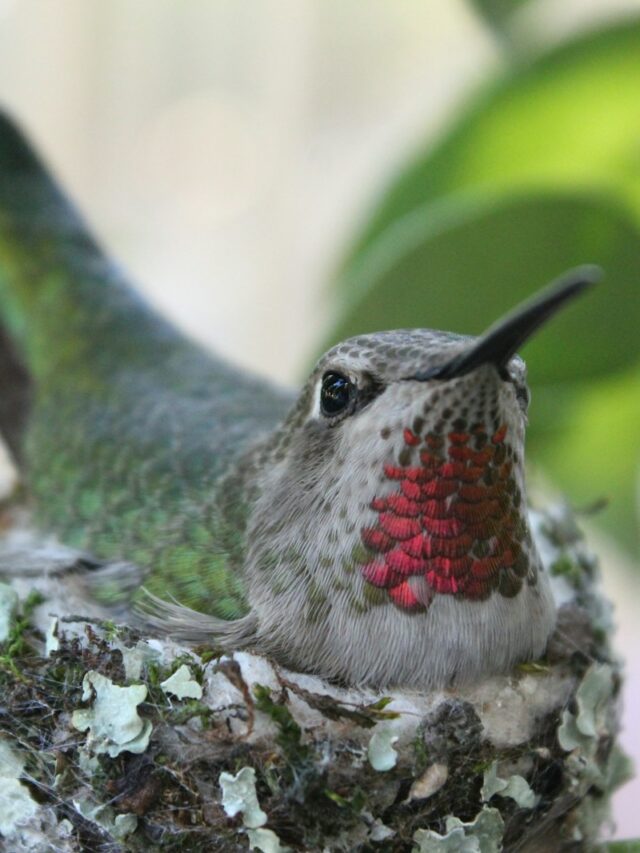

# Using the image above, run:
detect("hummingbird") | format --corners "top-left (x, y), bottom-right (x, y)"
top-left (0, 112), bottom-right (596, 689)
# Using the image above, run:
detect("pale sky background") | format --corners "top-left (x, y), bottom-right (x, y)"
top-left (0, 0), bottom-right (639, 840)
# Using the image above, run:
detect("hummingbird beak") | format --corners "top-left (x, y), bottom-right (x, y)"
top-left (411, 265), bottom-right (601, 382)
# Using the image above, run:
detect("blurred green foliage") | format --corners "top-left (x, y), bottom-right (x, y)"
top-left (325, 18), bottom-right (640, 554)
top-left (469, 0), bottom-right (533, 34)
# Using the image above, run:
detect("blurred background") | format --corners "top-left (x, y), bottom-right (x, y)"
top-left (0, 0), bottom-right (639, 839)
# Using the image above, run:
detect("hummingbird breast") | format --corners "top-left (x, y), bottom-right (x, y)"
top-left (359, 417), bottom-right (529, 609)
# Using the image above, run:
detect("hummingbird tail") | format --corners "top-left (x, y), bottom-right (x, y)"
top-left (0, 111), bottom-right (194, 467)
top-left (132, 588), bottom-right (259, 647)
top-left (0, 112), bottom-right (57, 462)
top-left (0, 111), bottom-right (102, 462)
top-left (0, 111), bottom-right (99, 348)
top-left (0, 318), bottom-right (31, 464)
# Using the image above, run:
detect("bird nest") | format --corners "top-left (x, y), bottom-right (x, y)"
top-left (0, 504), bottom-right (629, 852)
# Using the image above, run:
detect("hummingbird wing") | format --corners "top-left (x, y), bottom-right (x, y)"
top-left (0, 112), bottom-right (293, 621)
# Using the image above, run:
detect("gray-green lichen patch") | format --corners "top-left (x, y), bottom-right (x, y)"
top-left (44, 616), bottom-right (59, 656)
top-left (558, 662), bottom-right (615, 753)
top-left (368, 726), bottom-right (399, 771)
top-left (481, 761), bottom-right (539, 809)
top-left (219, 766), bottom-right (267, 829)
top-left (0, 739), bottom-right (39, 838)
top-left (247, 826), bottom-right (290, 852)
top-left (0, 580), bottom-right (19, 641)
top-left (556, 662), bottom-right (632, 843)
top-left (115, 638), bottom-right (159, 681)
top-left (73, 798), bottom-right (138, 841)
top-left (413, 806), bottom-right (504, 852)
top-left (71, 671), bottom-right (152, 757)
top-left (160, 662), bottom-right (203, 699)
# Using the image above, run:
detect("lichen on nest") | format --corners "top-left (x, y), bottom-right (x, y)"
top-left (0, 504), bottom-right (630, 852)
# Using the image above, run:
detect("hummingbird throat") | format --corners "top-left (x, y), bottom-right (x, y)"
top-left (358, 412), bottom-right (532, 611)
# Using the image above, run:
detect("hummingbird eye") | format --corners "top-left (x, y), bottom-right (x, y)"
top-left (320, 371), bottom-right (355, 417)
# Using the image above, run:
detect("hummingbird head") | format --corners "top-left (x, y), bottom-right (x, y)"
top-left (247, 268), bottom-right (598, 626)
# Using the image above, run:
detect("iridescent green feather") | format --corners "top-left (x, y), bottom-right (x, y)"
top-left (0, 112), bottom-right (293, 618)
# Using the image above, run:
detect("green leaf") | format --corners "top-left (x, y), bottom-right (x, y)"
top-left (531, 367), bottom-right (640, 553)
top-left (326, 192), bottom-right (640, 384)
top-left (343, 18), bottom-right (640, 272)
top-left (469, 0), bottom-right (534, 36)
